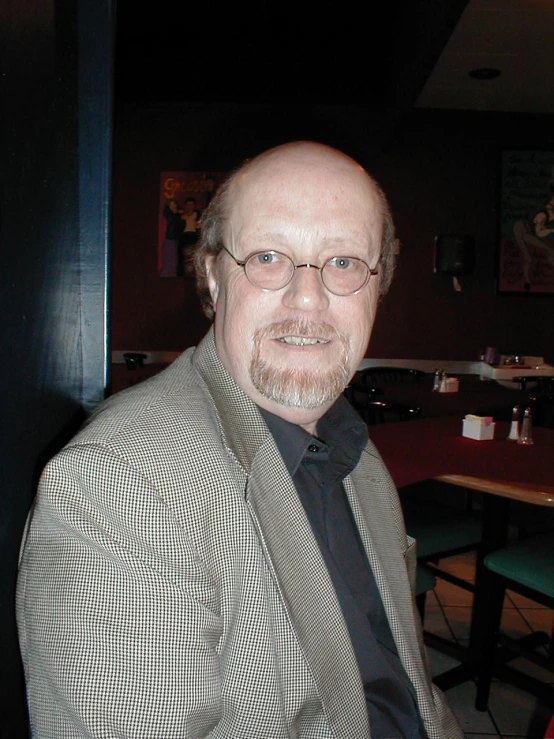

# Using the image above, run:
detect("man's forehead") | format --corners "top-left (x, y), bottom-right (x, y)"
top-left (225, 192), bottom-right (382, 257)
top-left (230, 154), bottom-right (379, 213)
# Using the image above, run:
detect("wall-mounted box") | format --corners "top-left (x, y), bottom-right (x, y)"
top-left (434, 234), bottom-right (475, 275)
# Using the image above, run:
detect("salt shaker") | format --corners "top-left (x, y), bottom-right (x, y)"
top-left (517, 406), bottom-right (534, 446)
top-left (506, 405), bottom-right (520, 442)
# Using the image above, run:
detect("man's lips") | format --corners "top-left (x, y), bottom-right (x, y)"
top-left (259, 319), bottom-right (339, 346)
top-left (276, 336), bottom-right (330, 346)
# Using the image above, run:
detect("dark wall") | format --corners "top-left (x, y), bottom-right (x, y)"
top-left (112, 103), bottom-right (554, 363)
top-left (1, 1), bottom-right (112, 735)
top-left (370, 110), bottom-right (554, 361)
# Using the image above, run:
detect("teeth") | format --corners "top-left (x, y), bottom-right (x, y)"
top-left (279, 336), bottom-right (327, 346)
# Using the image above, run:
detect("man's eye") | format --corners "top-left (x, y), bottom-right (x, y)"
top-left (332, 257), bottom-right (353, 270)
top-left (255, 252), bottom-right (277, 264)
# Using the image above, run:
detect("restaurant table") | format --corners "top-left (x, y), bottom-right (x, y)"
top-left (369, 416), bottom-right (554, 690)
top-left (350, 372), bottom-right (533, 420)
top-left (368, 416), bottom-right (554, 503)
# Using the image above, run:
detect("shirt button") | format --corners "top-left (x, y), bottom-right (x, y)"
top-left (308, 444), bottom-right (319, 453)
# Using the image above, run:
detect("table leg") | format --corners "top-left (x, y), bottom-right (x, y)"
top-left (431, 493), bottom-right (512, 692)
top-left (468, 495), bottom-right (511, 660)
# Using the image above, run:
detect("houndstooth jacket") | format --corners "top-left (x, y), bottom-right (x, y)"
top-left (17, 328), bottom-right (462, 738)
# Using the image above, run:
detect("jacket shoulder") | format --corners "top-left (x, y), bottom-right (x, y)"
top-left (69, 348), bottom-right (224, 467)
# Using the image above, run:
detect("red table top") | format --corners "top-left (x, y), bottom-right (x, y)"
top-left (368, 416), bottom-right (554, 492)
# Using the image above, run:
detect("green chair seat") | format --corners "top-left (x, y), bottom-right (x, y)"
top-left (475, 531), bottom-right (554, 711)
top-left (415, 565), bottom-right (437, 596)
top-left (484, 532), bottom-right (554, 599)
top-left (406, 508), bottom-right (482, 560)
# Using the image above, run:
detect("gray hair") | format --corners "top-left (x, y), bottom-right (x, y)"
top-left (194, 161), bottom-right (400, 320)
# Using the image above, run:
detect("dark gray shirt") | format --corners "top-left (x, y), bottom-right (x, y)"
top-left (261, 396), bottom-right (426, 739)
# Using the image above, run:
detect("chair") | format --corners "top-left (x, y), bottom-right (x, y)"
top-left (475, 531), bottom-right (554, 711)
top-left (512, 376), bottom-right (554, 394)
top-left (406, 492), bottom-right (484, 680)
top-left (362, 399), bottom-right (422, 425)
top-left (529, 394), bottom-right (554, 429)
top-left (400, 487), bottom-right (482, 675)
top-left (346, 368), bottom-right (422, 425)
top-left (415, 564), bottom-right (437, 621)
top-left (347, 372), bottom-right (483, 606)
top-left (344, 382), bottom-right (385, 424)
top-left (402, 484), bottom-right (483, 594)
top-left (357, 366), bottom-right (425, 385)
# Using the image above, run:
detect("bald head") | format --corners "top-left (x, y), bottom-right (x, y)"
top-left (195, 142), bottom-right (399, 319)
top-left (232, 142), bottom-right (371, 195)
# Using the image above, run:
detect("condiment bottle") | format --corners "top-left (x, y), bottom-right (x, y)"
top-left (517, 407), bottom-right (534, 446)
top-left (507, 405), bottom-right (520, 442)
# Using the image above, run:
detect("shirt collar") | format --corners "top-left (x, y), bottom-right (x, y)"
top-left (260, 395), bottom-right (368, 479)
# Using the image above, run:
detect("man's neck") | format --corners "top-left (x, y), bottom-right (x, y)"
top-left (299, 419), bottom-right (318, 436)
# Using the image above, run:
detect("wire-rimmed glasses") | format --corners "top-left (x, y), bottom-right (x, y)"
top-left (220, 244), bottom-right (378, 296)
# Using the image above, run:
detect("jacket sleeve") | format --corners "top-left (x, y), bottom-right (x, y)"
top-left (17, 443), bottom-right (223, 739)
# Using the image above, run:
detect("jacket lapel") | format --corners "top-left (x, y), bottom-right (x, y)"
top-left (246, 447), bottom-right (370, 738)
top-left (194, 331), bottom-right (369, 738)
top-left (347, 444), bottom-right (437, 722)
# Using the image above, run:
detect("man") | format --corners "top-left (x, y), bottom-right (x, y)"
top-left (160, 197), bottom-right (184, 277)
top-left (202, 173), bottom-right (216, 209)
top-left (179, 196), bottom-right (202, 276)
top-left (17, 142), bottom-right (462, 738)
top-left (181, 196), bottom-right (202, 236)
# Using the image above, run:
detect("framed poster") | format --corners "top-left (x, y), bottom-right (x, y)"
top-left (158, 171), bottom-right (227, 278)
top-left (497, 150), bottom-right (554, 294)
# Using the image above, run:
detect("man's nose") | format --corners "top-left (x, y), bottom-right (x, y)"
top-left (281, 264), bottom-right (330, 312)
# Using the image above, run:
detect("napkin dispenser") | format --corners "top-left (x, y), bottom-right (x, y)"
top-left (439, 377), bottom-right (459, 393)
top-left (462, 414), bottom-right (495, 441)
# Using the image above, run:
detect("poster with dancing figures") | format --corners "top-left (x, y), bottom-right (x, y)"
top-left (497, 150), bottom-right (554, 294)
top-left (158, 171), bottom-right (227, 278)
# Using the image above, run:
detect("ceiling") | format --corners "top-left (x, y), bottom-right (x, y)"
top-left (416, 0), bottom-right (554, 114)
top-left (114, 1), bottom-right (464, 109)
top-left (115, 0), bottom-right (554, 114)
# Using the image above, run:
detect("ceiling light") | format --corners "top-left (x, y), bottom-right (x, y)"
top-left (468, 68), bottom-right (501, 80)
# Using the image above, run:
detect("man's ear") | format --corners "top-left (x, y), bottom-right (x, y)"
top-left (205, 255), bottom-right (220, 310)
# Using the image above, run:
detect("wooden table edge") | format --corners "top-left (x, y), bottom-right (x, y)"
top-left (435, 474), bottom-right (554, 506)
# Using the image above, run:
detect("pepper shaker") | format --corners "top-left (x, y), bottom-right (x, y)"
top-left (517, 406), bottom-right (534, 446)
top-left (507, 405), bottom-right (520, 442)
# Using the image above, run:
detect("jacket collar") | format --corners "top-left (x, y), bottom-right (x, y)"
top-left (192, 327), bottom-right (270, 473)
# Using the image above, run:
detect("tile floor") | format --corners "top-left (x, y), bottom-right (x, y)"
top-left (423, 552), bottom-right (554, 739)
